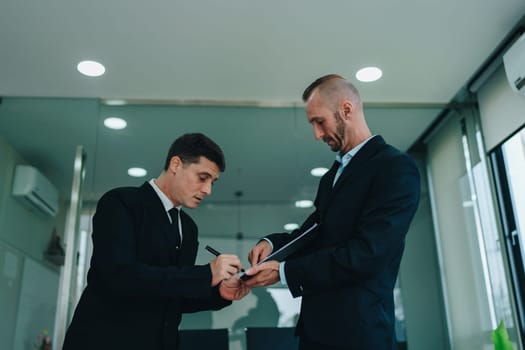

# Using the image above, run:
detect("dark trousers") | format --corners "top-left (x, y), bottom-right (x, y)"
top-left (298, 336), bottom-right (351, 350)
top-left (299, 336), bottom-right (403, 350)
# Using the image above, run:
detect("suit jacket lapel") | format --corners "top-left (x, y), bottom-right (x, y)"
top-left (139, 182), bottom-right (179, 248)
top-left (316, 160), bottom-right (339, 218)
top-left (327, 136), bottom-right (386, 203)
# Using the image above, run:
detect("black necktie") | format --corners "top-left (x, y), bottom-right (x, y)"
top-left (168, 208), bottom-right (182, 249)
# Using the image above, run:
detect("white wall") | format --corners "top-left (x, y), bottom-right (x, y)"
top-left (0, 137), bottom-right (65, 350)
top-left (13, 257), bottom-right (59, 350)
top-left (399, 153), bottom-right (449, 350)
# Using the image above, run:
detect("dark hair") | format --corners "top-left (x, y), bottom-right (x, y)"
top-left (302, 74), bottom-right (345, 102)
top-left (163, 133), bottom-right (225, 172)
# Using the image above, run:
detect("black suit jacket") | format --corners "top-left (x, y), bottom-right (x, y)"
top-left (267, 136), bottom-right (420, 349)
top-left (63, 182), bottom-right (230, 350)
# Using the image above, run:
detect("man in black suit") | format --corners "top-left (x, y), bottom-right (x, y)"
top-left (63, 133), bottom-right (249, 350)
top-left (244, 75), bottom-right (421, 349)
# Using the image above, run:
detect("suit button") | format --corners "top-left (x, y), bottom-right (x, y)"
top-left (299, 285), bottom-right (304, 292)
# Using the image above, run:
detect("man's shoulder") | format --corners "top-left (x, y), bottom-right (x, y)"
top-left (104, 185), bottom-right (141, 197)
top-left (382, 143), bottom-right (408, 158)
top-left (99, 183), bottom-right (149, 205)
top-left (370, 136), bottom-right (411, 159)
top-left (364, 137), bottom-right (417, 173)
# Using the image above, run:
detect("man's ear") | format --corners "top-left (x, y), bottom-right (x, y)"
top-left (341, 100), bottom-right (353, 119)
top-left (169, 156), bottom-right (182, 173)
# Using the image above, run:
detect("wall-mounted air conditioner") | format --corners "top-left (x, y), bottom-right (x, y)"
top-left (12, 165), bottom-right (59, 217)
top-left (503, 33), bottom-right (525, 95)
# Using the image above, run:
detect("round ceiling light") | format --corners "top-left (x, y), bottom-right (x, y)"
top-left (104, 117), bottom-right (127, 130)
top-left (284, 223), bottom-right (299, 231)
top-left (355, 66), bottom-right (382, 82)
top-left (128, 167), bottom-right (147, 177)
top-left (310, 167), bottom-right (328, 177)
top-left (295, 200), bottom-right (313, 208)
top-left (77, 60), bottom-right (106, 77)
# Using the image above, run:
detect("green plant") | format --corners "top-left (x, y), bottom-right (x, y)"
top-left (33, 329), bottom-right (52, 350)
top-left (491, 321), bottom-right (513, 350)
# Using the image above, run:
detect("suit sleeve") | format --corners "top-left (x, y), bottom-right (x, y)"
top-left (284, 154), bottom-right (421, 297)
top-left (265, 211), bottom-right (320, 251)
top-left (180, 285), bottom-right (232, 313)
top-left (89, 191), bottom-right (217, 301)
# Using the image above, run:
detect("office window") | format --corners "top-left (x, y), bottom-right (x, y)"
top-left (458, 119), bottom-right (515, 331)
top-left (500, 128), bottom-right (525, 263)
top-left (460, 128), bottom-right (514, 328)
top-left (490, 126), bottom-right (525, 344)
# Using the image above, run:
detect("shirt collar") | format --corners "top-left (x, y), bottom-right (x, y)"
top-left (335, 135), bottom-right (376, 166)
top-left (148, 178), bottom-right (182, 213)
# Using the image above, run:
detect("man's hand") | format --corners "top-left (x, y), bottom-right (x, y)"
top-left (219, 275), bottom-right (250, 300)
top-left (248, 240), bottom-right (272, 265)
top-left (210, 254), bottom-right (242, 286)
top-left (243, 260), bottom-right (280, 288)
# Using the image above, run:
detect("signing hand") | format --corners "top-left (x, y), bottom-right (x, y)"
top-left (248, 240), bottom-right (272, 265)
top-left (219, 275), bottom-right (250, 300)
top-left (209, 254), bottom-right (242, 286)
top-left (243, 260), bottom-right (280, 288)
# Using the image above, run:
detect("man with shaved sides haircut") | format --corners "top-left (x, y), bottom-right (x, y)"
top-left (245, 75), bottom-right (421, 350)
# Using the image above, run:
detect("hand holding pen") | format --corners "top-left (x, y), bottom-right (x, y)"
top-left (205, 245), bottom-right (250, 300)
top-left (205, 245), bottom-right (247, 274)
top-left (205, 245), bottom-right (243, 287)
top-left (206, 245), bottom-right (248, 277)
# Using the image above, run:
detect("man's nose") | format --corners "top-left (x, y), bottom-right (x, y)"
top-left (202, 182), bottom-right (212, 196)
top-left (313, 125), bottom-right (324, 140)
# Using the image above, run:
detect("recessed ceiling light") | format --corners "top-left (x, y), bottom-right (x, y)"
top-left (128, 167), bottom-right (147, 177)
top-left (310, 167), bottom-right (328, 177)
top-left (77, 60), bottom-right (106, 77)
top-left (355, 66), bottom-right (382, 82)
top-left (295, 200), bottom-right (313, 208)
top-left (284, 223), bottom-right (299, 231)
top-left (104, 117), bottom-right (127, 130)
top-left (105, 99), bottom-right (127, 106)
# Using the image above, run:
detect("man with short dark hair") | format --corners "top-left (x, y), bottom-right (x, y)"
top-left (63, 133), bottom-right (249, 350)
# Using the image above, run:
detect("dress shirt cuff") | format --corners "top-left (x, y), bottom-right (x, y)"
top-left (261, 238), bottom-right (286, 284)
top-left (261, 238), bottom-right (274, 252)
top-left (279, 262), bottom-right (287, 286)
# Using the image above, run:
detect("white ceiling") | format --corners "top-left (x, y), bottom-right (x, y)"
top-left (1, 0), bottom-right (524, 238)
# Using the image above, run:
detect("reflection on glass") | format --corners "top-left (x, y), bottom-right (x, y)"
top-left (267, 288), bottom-right (301, 327)
top-left (232, 287), bottom-right (280, 331)
top-left (394, 280), bottom-right (407, 345)
top-left (228, 286), bottom-right (300, 350)
top-left (458, 127), bottom-right (516, 333)
top-left (461, 132), bottom-right (497, 329)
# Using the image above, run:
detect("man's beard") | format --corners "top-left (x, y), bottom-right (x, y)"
top-left (324, 111), bottom-right (346, 152)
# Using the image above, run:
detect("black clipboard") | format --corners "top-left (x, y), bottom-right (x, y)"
top-left (240, 222), bottom-right (318, 279)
